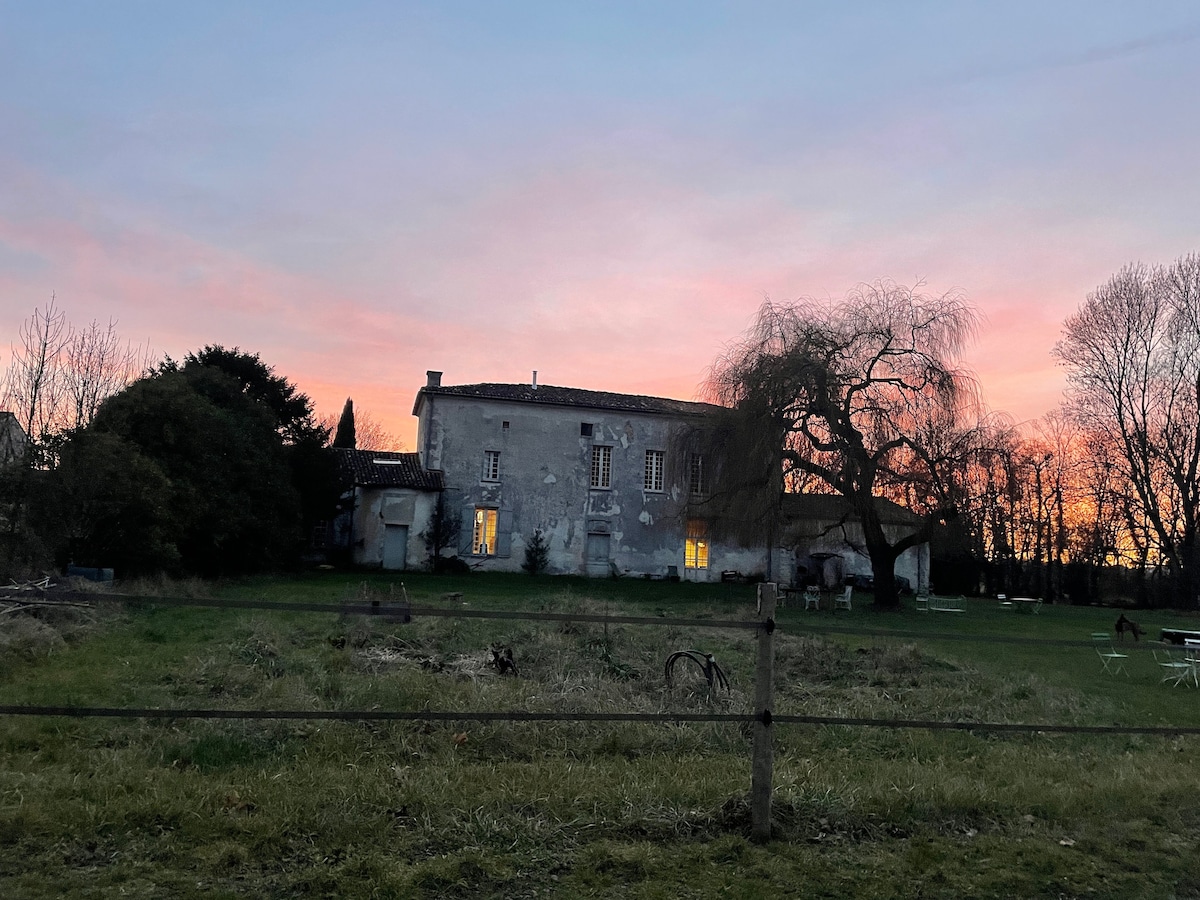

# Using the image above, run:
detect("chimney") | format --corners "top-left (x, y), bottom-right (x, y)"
top-left (426, 370), bottom-right (442, 388)
top-left (532, 370), bottom-right (538, 390)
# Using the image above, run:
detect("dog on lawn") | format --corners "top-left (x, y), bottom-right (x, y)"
top-left (1115, 614), bottom-right (1144, 642)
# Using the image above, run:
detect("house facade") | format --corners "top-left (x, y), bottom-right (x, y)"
top-left (413, 371), bottom-right (766, 580)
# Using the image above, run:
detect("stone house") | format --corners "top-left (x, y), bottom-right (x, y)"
top-left (340, 371), bottom-right (930, 590)
top-left (412, 371), bottom-right (766, 580)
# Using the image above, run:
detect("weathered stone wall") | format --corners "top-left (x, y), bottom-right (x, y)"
top-left (420, 393), bottom-right (764, 580)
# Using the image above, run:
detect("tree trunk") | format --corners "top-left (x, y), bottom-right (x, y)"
top-left (869, 547), bottom-right (901, 609)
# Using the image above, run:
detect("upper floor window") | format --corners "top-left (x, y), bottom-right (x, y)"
top-left (644, 449), bottom-right (665, 492)
top-left (483, 450), bottom-right (501, 482)
top-left (591, 445), bottom-right (612, 489)
top-left (580, 422), bottom-right (594, 437)
top-left (688, 453), bottom-right (706, 497)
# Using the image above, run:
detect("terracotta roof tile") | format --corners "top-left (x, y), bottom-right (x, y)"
top-left (415, 382), bottom-right (720, 417)
top-left (334, 448), bottom-right (443, 490)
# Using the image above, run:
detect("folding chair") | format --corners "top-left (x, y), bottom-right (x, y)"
top-left (1092, 632), bottom-right (1129, 676)
top-left (998, 593), bottom-right (1013, 610)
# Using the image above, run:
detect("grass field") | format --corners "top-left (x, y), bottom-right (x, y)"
top-left (3, 572), bottom-right (1200, 898)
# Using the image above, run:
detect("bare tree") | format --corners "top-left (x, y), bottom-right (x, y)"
top-left (4, 296), bottom-right (69, 447)
top-left (1054, 254), bottom-right (1200, 607)
top-left (3, 299), bottom-right (152, 450)
top-left (63, 319), bottom-right (153, 431)
top-left (705, 280), bottom-right (981, 609)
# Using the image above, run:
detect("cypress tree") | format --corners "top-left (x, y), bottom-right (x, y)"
top-left (333, 398), bottom-right (356, 449)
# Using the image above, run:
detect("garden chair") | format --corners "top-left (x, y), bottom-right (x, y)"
top-left (834, 586), bottom-right (852, 611)
top-left (1184, 640), bottom-right (1200, 688)
top-left (1092, 632), bottom-right (1129, 676)
top-left (804, 586), bottom-right (821, 611)
top-left (1152, 644), bottom-right (1193, 687)
top-left (998, 593), bottom-right (1013, 610)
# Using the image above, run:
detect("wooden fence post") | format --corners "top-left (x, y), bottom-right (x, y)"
top-left (751, 581), bottom-right (776, 842)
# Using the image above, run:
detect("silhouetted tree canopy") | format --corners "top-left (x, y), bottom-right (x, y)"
top-left (1055, 254), bottom-right (1200, 607)
top-left (18, 348), bottom-right (338, 577)
top-left (704, 280), bottom-right (981, 609)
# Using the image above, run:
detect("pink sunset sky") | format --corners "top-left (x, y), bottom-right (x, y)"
top-left (3, 3), bottom-right (1200, 449)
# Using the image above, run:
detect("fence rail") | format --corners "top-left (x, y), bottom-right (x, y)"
top-left (4, 583), bottom-right (1195, 840)
top-left (5, 704), bottom-right (1198, 737)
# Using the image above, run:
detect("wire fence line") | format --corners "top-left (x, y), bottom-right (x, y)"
top-left (4, 705), bottom-right (1200, 738)
top-left (9, 590), bottom-right (763, 632)
top-left (5, 588), bottom-right (1148, 648)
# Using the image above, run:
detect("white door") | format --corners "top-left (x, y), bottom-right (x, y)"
top-left (383, 524), bottom-right (408, 570)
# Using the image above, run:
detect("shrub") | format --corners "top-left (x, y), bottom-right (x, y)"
top-left (521, 529), bottom-right (550, 575)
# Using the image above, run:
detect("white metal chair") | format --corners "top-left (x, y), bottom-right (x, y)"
top-left (1184, 640), bottom-right (1200, 687)
top-left (998, 593), bottom-right (1013, 610)
top-left (834, 586), bottom-right (852, 611)
top-left (804, 586), bottom-right (821, 611)
top-left (1153, 644), bottom-right (1193, 686)
top-left (1093, 632), bottom-right (1129, 676)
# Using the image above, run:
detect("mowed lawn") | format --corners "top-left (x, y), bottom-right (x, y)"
top-left (3, 572), bottom-right (1200, 899)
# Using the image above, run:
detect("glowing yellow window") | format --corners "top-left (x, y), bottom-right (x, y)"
top-left (472, 508), bottom-right (498, 555)
top-left (685, 519), bottom-right (709, 569)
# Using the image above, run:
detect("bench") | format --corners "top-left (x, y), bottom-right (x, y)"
top-left (929, 595), bottom-right (965, 613)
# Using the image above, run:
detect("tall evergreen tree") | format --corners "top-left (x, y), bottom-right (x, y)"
top-left (333, 398), bottom-right (356, 449)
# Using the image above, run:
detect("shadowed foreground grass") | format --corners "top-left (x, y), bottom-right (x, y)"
top-left (2, 572), bottom-right (1200, 898)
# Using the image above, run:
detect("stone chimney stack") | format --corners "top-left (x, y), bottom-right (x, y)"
top-left (426, 370), bottom-right (442, 388)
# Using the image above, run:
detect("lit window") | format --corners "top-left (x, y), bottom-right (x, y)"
top-left (472, 508), bottom-right (498, 555)
top-left (483, 450), bottom-right (501, 481)
top-left (591, 445), bottom-right (612, 489)
top-left (688, 453), bottom-right (705, 496)
top-left (685, 519), bottom-right (709, 569)
top-left (644, 449), bottom-right (664, 492)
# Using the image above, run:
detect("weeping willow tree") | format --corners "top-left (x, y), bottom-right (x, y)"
top-left (702, 280), bottom-right (982, 609)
